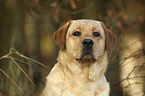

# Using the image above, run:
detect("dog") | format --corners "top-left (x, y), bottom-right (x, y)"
top-left (42, 19), bottom-right (116, 96)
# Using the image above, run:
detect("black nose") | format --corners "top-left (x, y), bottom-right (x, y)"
top-left (82, 39), bottom-right (94, 48)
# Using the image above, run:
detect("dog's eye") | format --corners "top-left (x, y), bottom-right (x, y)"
top-left (93, 32), bottom-right (100, 37)
top-left (73, 31), bottom-right (81, 36)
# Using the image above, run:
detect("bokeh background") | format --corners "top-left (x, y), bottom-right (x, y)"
top-left (0, 0), bottom-right (145, 96)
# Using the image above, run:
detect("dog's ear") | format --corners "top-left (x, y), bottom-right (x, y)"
top-left (100, 22), bottom-right (116, 54)
top-left (53, 21), bottom-right (72, 50)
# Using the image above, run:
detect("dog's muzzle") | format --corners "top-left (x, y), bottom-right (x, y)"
top-left (76, 39), bottom-right (96, 62)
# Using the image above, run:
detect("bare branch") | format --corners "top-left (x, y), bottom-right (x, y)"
top-left (0, 68), bottom-right (25, 95)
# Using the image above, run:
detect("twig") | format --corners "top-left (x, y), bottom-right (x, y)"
top-left (109, 49), bottom-right (144, 81)
top-left (0, 68), bottom-right (25, 95)
top-left (9, 56), bottom-right (36, 87)
top-left (11, 48), bottom-right (48, 68)
top-left (123, 82), bottom-right (144, 88)
top-left (112, 63), bottom-right (145, 85)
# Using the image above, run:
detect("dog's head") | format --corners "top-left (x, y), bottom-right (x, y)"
top-left (53, 20), bottom-right (116, 63)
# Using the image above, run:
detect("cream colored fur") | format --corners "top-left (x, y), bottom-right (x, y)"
top-left (42, 20), bottom-right (116, 96)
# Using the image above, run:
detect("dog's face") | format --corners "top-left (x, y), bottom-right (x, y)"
top-left (66, 20), bottom-right (106, 62)
top-left (53, 20), bottom-right (116, 63)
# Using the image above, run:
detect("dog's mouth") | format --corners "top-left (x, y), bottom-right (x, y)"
top-left (76, 49), bottom-right (97, 63)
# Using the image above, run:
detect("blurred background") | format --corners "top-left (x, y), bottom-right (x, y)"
top-left (0, 0), bottom-right (145, 96)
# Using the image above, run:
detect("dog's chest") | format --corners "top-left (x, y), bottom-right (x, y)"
top-left (61, 78), bottom-right (106, 96)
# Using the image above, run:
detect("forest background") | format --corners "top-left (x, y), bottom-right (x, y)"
top-left (0, 0), bottom-right (145, 96)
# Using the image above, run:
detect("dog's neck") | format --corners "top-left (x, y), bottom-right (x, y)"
top-left (57, 50), bottom-right (108, 81)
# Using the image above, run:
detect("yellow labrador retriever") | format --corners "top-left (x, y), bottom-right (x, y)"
top-left (42, 19), bottom-right (116, 96)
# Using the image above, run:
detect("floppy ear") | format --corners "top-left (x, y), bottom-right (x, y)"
top-left (100, 22), bottom-right (116, 54)
top-left (53, 21), bottom-right (72, 50)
